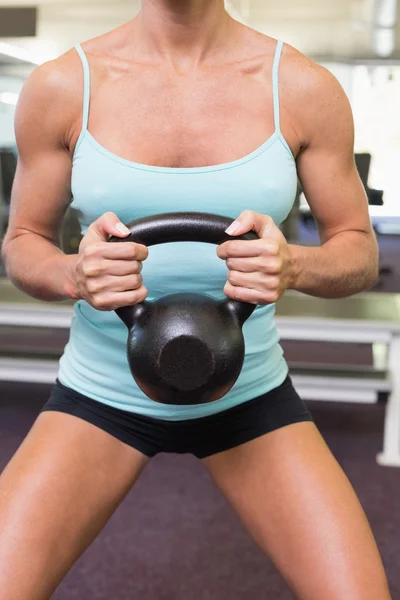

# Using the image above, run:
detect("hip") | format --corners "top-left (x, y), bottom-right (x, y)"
top-left (42, 375), bottom-right (313, 459)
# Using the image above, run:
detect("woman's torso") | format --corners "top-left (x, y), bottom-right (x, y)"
top-left (59, 31), bottom-right (298, 420)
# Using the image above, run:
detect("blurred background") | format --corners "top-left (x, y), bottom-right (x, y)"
top-left (0, 2), bottom-right (400, 599)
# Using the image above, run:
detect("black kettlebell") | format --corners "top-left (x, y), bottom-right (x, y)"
top-left (109, 213), bottom-right (258, 405)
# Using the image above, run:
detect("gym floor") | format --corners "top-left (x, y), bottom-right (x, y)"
top-left (0, 377), bottom-right (398, 599)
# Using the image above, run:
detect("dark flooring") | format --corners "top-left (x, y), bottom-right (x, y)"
top-left (0, 382), bottom-right (398, 599)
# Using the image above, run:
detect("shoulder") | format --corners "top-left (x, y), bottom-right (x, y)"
top-left (278, 43), bottom-right (353, 146)
top-left (18, 49), bottom-right (83, 112)
top-left (244, 31), bottom-right (345, 103)
top-left (280, 43), bottom-right (347, 105)
top-left (15, 49), bottom-right (84, 149)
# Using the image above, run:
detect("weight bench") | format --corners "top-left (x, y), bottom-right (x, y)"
top-left (275, 292), bottom-right (400, 467)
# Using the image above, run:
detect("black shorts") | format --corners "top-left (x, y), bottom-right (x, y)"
top-left (41, 377), bottom-right (313, 459)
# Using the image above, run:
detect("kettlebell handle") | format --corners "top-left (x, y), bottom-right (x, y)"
top-left (109, 212), bottom-right (259, 326)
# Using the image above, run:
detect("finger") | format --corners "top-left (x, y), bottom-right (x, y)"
top-left (83, 242), bottom-right (148, 262)
top-left (224, 281), bottom-right (279, 305)
top-left (91, 287), bottom-right (148, 312)
top-left (102, 260), bottom-right (143, 277)
top-left (228, 270), bottom-right (280, 292)
top-left (87, 274), bottom-right (143, 295)
top-left (86, 213), bottom-right (131, 242)
top-left (110, 274), bottom-right (143, 293)
top-left (219, 239), bottom-right (281, 260)
top-left (225, 210), bottom-right (275, 238)
top-left (82, 259), bottom-right (143, 279)
top-left (226, 257), bottom-right (263, 272)
top-left (226, 256), bottom-right (283, 274)
top-left (101, 242), bottom-right (149, 261)
top-left (218, 239), bottom-right (275, 259)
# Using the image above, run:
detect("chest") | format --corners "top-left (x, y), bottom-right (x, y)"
top-left (86, 62), bottom-right (276, 168)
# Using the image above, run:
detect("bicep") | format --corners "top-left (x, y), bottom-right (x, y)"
top-left (5, 62), bottom-right (75, 248)
top-left (295, 72), bottom-right (372, 243)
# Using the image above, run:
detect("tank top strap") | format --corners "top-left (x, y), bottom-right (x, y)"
top-left (272, 40), bottom-right (284, 133)
top-left (75, 43), bottom-right (91, 133)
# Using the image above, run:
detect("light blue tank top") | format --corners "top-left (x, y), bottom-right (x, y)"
top-left (58, 39), bottom-right (298, 421)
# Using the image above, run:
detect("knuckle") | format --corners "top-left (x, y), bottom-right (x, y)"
top-left (275, 258), bottom-right (283, 271)
top-left (91, 294), bottom-right (106, 310)
top-left (87, 279), bottom-right (104, 294)
top-left (83, 245), bottom-right (97, 259)
top-left (264, 215), bottom-right (274, 226)
top-left (80, 262), bottom-right (90, 276)
top-left (267, 275), bottom-right (280, 291)
top-left (102, 211), bottom-right (116, 222)
top-left (228, 271), bottom-right (238, 285)
top-left (137, 286), bottom-right (148, 302)
top-left (226, 283), bottom-right (241, 301)
top-left (84, 262), bottom-right (102, 278)
top-left (129, 288), bottom-right (145, 305)
top-left (263, 243), bottom-right (279, 256)
top-left (86, 280), bottom-right (96, 294)
top-left (220, 242), bottom-right (231, 255)
top-left (81, 263), bottom-right (92, 277)
top-left (134, 261), bottom-right (143, 274)
top-left (267, 258), bottom-right (283, 273)
top-left (132, 274), bottom-right (142, 288)
top-left (223, 281), bottom-right (231, 295)
top-left (265, 291), bottom-right (280, 303)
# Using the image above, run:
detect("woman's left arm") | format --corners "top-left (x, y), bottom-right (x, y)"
top-left (219, 66), bottom-right (379, 302)
top-left (287, 65), bottom-right (379, 298)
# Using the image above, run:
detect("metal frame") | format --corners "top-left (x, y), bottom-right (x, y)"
top-left (0, 304), bottom-right (73, 328)
top-left (276, 318), bottom-right (400, 467)
top-left (377, 336), bottom-right (400, 466)
top-left (0, 357), bottom-right (58, 384)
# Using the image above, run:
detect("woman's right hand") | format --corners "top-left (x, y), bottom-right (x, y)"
top-left (75, 212), bottom-right (148, 311)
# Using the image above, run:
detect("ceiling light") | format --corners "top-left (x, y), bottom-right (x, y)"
top-left (0, 92), bottom-right (19, 106)
top-left (0, 42), bottom-right (41, 65)
top-left (374, 28), bottom-right (395, 57)
top-left (376, 0), bottom-right (397, 27)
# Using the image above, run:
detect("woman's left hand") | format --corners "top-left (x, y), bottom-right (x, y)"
top-left (217, 210), bottom-right (293, 305)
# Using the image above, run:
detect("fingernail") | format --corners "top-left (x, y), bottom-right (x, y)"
top-left (225, 222), bottom-right (241, 236)
top-left (115, 222), bottom-right (130, 235)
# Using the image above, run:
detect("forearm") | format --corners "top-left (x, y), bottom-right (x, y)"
top-left (2, 233), bottom-right (79, 302)
top-left (288, 231), bottom-right (379, 298)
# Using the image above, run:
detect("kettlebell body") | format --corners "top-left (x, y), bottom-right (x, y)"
top-left (109, 213), bottom-right (259, 405)
top-left (125, 293), bottom-right (246, 404)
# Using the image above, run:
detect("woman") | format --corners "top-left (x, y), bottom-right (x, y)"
top-left (0, 0), bottom-right (391, 598)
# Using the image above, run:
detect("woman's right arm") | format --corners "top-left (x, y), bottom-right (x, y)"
top-left (2, 57), bottom-right (81, 301)
top-left (1, 55), bottom-right (148, 309)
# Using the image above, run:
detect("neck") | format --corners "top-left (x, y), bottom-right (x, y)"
top-left (133, 0), bottom-right (236, 68)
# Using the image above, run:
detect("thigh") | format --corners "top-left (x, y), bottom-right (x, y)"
top-left (0, 411), bottom-right (150, 600)
top-left (202, 422), bottom-right (391, 600)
